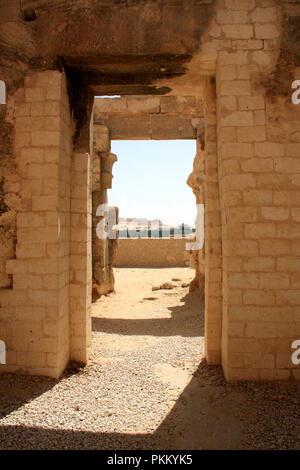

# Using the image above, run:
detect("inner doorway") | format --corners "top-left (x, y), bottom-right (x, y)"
top-left (90, 137), bottom-right (205, 434)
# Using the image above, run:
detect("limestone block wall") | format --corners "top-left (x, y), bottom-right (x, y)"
top-left (115, 238), bottom-right (190, 268)
top-left (201, 0), bottom-right (300, 380)
top-left (0, 70), bottom-right (72, 378)
top-left (0, 1), bottom-right (36, 293)
top-left (94, 95), bottom-right (204, 140)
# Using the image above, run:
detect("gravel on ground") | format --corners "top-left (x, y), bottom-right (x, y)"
top-left (0, 268), bottom-right (299, 450)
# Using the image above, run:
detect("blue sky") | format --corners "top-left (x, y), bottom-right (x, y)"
top-left (108, 140), bottom-right (197, 227)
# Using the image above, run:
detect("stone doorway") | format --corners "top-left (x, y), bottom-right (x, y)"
top-left (0, 65), bottom-right (222, 380)
top-left (90, 136), bottom-right (202, 391)
top-left (90, 96), bottom-right (215, 362)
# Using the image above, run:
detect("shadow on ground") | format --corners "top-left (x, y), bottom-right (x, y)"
top-left (92, 291), bottom-right (204, 337)
top-left (0, 360), bottom-right (242, 450)
top-left (0, 362), bottom-right (88, 420)
top-left (1, 359), bottom-right (299, 449)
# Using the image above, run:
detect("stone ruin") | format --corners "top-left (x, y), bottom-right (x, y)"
top-left (0, 0), bottom-right (300, 381)
top-left (92, 124), bottom-right (118, 300)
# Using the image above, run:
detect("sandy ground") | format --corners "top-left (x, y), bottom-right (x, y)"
top-left (0, 267), bottom-right (299, 450)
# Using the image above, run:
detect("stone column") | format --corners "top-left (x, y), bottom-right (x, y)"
top-left (2, 70), bottom-right (72, 378)
top-left (69, 98), bottom-right (94, 364)
top-left (186, 125), bottom-right (205, 292)
top-left (203, 77), bottom-right (223, 366)
top-left (92, 125), bottom-right (118, 298)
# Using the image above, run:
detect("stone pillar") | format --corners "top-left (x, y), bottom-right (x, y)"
top-left (92, 124), bottom-right (118, 298)
top-left (214, 0), bottom-right (300, 381)
top-left (1, 70), bottom-right (72, 378)
top-left (187, 127), bottom-right (205, 292)
top-left (69, 150), bottom-right (92, 363)
top-left (69, 100), bottom-right (93, 363)
top-left (204, 77), bottom-right (223, 365)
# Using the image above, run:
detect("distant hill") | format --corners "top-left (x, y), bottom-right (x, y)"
top-left (117, 217), bottom-right (195, 238)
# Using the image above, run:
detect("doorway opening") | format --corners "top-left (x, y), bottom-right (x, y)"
top-left (91, 135), bottom-right (205, 433)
